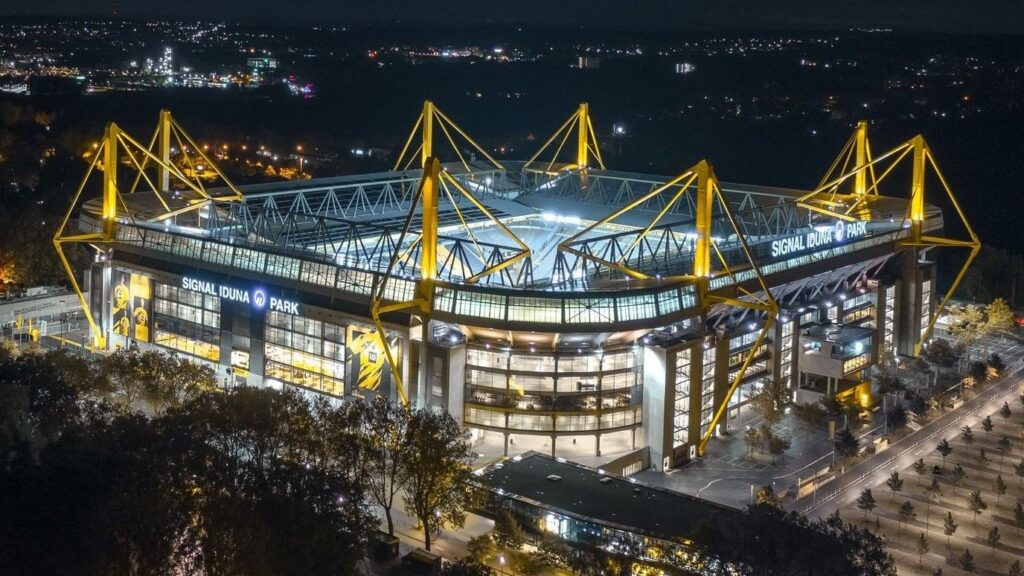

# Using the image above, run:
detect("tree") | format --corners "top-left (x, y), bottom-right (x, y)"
top-left (465, 534), bottom-right (496, 564)
top-left (967, 489), bottom-right (988, 527)
top-left (997, 436), bottom-right (1012, 469)
top-left (756, 485), bottom-right (781, 507)
top-left (987, 526), bottom-right (1001, 556)
top-left (897, 500), bottom-right (916, 534)
top-left (360, 397), bottom-right (413, 537)
top-left (1015, 459), bottom-right (1024, 488)
top-left (989, 353), bottom-right (1007, 371)
top-left (1001, 401), bottom-right (1013, 421)
top-left (493, 508), bottom-right (526, 550)
top-left (694, 503), bottom-right (896, 576)
top-left (403, 407), bottom-right (474, 551)
top-left (440, 560), bottom-right (495, 576)
top-left (943, 512), bottom-right (958, 547)
top-left (952, 464), bottom-right (968, 495)
top-left (834, 428), bottom-right (859, 458)
top-left (982, 416), bottom-right (994, 433)
top-left (877, 373), bottom-right (905, 396)
top-left (923, 338), bottom-right (960, 367)
top-left (995, 475), bottom-right (1007, 504)
top-left (767, 433), bottom-right (791, 464)
top-left (916, 532), bottom-right (929, 565)
top-left (886, 471), bottom-right (904, 505)
top-left (743, 426), bottom-right (763, 457)
top-left (985, 298), bottom-right (1015, 334)
top-left (886, 406), bottom-right (907, 431)
top-left (959, 548), bottom-right (975, 574)
top-left (1014, 501), bottom-right (1024, 537)
top-left (962, 424), bottom-right (975, 446)
top-left (977, 448), bottom-right (990, 468)
top-left (0, 387), bottom-right (375, 576)
top-left (969, 361), bottom-right (989, 386)
top-left (947, 303), bottom-right (986, 347)
top-left (749, 377), bottom-right (788, 429)
top-left (938, 438), bottom-right (954, 469)
top-left (536, 533), bottom-right (573, 568)
top-left (857, 488), bottom-right (877, 519)
top-left (793, 401), bottom-right (829, 431)
top-left (924, 478), bottom-right (942, 530)
top-left (1010, 560), bottom-right (1022, 576)
top-left (913, 458), bottom-right (927, 486)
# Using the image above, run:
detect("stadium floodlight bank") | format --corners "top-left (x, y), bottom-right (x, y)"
top-left (56, 104), bottom-right (976, 468)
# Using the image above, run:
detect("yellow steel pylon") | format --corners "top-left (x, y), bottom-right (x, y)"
top-left (523, 102), bottom-right (605, 173)
top-left (371, 156), bottom-right (531, 405)
top-left (801, 128), bottom-right (979, 356)
top-left (796, 120), bottom-right (879, 221)
top-left (393, 100), bottom-right (504, 172)
top-left (555, 159), bottom-right (776, 455)
top-left (53, 112), bottom-right (245, 349)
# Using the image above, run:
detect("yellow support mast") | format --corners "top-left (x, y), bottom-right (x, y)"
top-left (800, 127), bottom-right (979, 356)
top-left (54, 112), bottom-right (245, 351)
top-left (393, 100), bottom-right (503, 173)
top-left (553, 158), bottom-right (776, 456)
top-left (900, 135), bottom-right (980, 355)
top-left (524, 102), bottom-right (605, 173)
top-left (371, 155), bottom-right (531, 405)
top-left (796, 120), bottom-right (879, 221)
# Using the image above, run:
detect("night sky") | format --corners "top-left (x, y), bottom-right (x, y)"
top-left (2, 0), bottom-right (1023, 33)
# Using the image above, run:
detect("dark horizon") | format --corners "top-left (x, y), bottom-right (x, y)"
top-left (1, 0), bottom-right (1023, 35)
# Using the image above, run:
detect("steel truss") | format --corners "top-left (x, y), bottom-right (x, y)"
top-left (370, 158), bottom-right (532, 404)
top-left (549, 160), bottom-right (778, 455)
top-left (801, 124), bottom-right (980, 354)
top-left (53, 111), bottom-right (244, 348)
top-left (523, 103), bottom-right (605, 173)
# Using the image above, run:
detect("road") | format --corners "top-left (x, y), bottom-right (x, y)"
top-left (797, 356), bottom-right (1024, 519)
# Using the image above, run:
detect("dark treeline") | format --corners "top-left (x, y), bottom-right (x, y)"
top-left (0, 345), bottom-right (474, 575)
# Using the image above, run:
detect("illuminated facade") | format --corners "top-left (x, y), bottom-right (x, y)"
top-left (57, 105), bottom-right (977, 468)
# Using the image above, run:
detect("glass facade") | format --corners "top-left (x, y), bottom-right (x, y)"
top-left (464, 346), bottom-right (642, 435)
top-left (779, 319), bottom-right (794, 386)
top-left (699, 344), bottom-right (716, 438)
top-left (884, 285), bottom-right (896, 355)
top-left (264, 311), bottom-right (346, 396)
top-left (920, 279), bottom-right (932, 339)
top-left (153, 282), bottom-right (221, 361)
top-left (672, 348), bottom-right (691, 448)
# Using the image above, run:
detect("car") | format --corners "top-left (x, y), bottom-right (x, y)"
top-left (932, 465), bottom-right (942, 475)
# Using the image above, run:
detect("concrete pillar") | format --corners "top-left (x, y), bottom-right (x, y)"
top-left (551, 435), bottom-right (557, 458)
top-left (595, 433), bottom-right (601, 457)
top-left (641, 345), bottom-right (670, 470)
top-left (503, 433), bottom-right (509, 457)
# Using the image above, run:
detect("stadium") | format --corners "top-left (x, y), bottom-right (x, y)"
top-left (56, 102), bottom-right (978, 469)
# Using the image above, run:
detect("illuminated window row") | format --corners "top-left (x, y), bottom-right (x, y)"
top-left (843, 354), bottom-right (870, 375)
top-left (673, 348), bottom-right (691, 448)
top-left (464, 405), bottom-right (642, 433)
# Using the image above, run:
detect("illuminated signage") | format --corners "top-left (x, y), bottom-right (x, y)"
top-left (181, 276), bottom-right (300, 314)
top-left (770, 220), bottom-right (867, 258)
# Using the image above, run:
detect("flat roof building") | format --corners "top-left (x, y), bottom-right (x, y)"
top-left (473, 452), bottom-right (736, 573)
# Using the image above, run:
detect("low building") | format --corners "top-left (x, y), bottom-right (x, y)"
top-left (472, 452), bottom-right (737, 574)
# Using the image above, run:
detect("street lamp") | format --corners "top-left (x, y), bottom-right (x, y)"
top-left (296, 145), bottom-right (304, 175)
top-left (498, 554), bottom-right (505, 575)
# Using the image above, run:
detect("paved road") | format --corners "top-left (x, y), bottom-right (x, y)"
top-left (797, 355), bottom-right (1024, 519)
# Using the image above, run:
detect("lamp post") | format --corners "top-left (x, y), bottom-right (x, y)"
top-left (296, 145), bottom-right (304, 175)
top-left (498, 554), bottom-right (506, 575)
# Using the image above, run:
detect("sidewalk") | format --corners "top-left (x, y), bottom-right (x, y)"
top-left (371, 503), bottom-right (493, 560)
